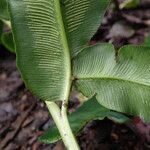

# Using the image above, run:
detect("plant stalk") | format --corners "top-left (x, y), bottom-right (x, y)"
top-left (45, 101), bottom-right (80, 150)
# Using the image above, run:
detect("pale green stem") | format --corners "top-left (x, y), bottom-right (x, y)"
top-left (45, 101), bottom-right (80, 150)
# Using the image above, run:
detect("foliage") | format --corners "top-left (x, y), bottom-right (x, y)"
top-left (40, 96), bottom-right (129, 143)
top-left (74, 44), bottom-right (150, 122)
top-left (7, 0), bottom-right (150, 149)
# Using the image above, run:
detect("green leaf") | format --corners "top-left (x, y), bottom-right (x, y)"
top-left (8, 0), bottom-right (72, 101)
top-left (1, 31), bottom-right (15, 53)
top-left (39, 96), bottom-right (129, 143)
top-left (0, 0), bottom-right (10, 20)
top-left (61, 0), bottom-right (110, 57)
top-left (8, 0), bottom-right (110, 102)
top-left (119, 0), bottom-right (140, 9)
top-left (73, 44), bottom-right (150, 122)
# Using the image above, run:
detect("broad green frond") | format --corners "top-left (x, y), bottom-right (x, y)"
top-left (8, 0), bottom-right (71, 101)
top-left (61, 0), bottom-right (110, 57)
top-left (73, 44), bottom-right (150, 121)
top-left (8, 0), bottom-right (110, 102)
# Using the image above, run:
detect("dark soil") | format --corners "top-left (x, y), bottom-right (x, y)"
top-left (0, 0), bottom-right (150, 149)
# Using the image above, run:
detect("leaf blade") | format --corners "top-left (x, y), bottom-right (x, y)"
top-left (73, 44), bottom-right (150, 121)
top-left (61, 0), bottom-right (110, 57)
top-left (8, 0), bottom-right (71, 101)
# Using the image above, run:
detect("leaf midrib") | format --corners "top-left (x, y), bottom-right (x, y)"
top-left (77, 76), bottom-right (150, 87)
top-left (54, 0), bottom-right (72, 100)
